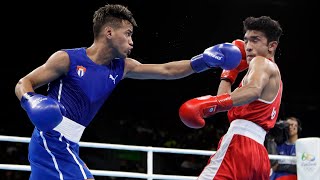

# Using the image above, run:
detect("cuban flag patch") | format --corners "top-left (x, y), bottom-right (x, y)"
top-left (77, 65), bottom-right (86, 77)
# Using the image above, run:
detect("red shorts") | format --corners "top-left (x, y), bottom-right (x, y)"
top-left (198, 119), bottom-right (270, 180)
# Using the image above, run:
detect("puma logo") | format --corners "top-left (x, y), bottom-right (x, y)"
top-left (109, 74), bottom-right (118, 84)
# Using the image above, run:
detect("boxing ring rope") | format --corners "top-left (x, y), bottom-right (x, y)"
top-left (0, 135), bottom-right (296, 180)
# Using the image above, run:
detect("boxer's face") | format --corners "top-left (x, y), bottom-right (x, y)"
top-left (105, 20), bottom-right (134, 59)
top-left (243, 30), bottom-right (270, 62)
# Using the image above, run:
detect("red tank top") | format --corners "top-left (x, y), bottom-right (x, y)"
top-left (227, 80), bottom-right (282, 131)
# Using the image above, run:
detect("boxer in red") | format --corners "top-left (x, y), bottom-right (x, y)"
top-left (179, 16), bottom-right (283, 180)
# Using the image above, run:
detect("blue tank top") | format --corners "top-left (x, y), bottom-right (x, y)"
top-left (277, 141), bottom-right (296, 156)
top-left (47, 48), bottom-right (124, 127)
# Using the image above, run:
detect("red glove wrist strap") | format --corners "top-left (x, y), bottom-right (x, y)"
top-left (202, 93), bottom-right (233, 118)
top-left (216, 93), bottom-right (233, 111)
top-left (221, 70), bottom-right (238, 84)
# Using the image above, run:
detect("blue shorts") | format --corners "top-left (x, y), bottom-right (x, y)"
top-left (28, 128), bottom-right (93, 179)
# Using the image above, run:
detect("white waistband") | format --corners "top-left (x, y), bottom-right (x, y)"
top-left (53, 116), bottom-right (85, 143)
top-left (227, 119), bottom-right (266, 145)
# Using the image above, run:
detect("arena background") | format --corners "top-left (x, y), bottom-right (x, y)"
top-left (2, 0), bottom-right (318, 179)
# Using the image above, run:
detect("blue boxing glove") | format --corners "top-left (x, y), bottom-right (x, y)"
top-left (21, 92), bottom-right (66, 132)
top-left (191, 43), bottom-right (241, 73)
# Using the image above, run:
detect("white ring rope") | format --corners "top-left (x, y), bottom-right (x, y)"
top-left (0, 135), bottom-right (296, 179)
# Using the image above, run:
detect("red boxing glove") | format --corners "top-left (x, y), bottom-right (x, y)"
top-left (220, 39), bottom-right (248, 84)
top-left (233, 39), bottom-right (246, 60)
top-left (178, 93), bottom-right (233, 129)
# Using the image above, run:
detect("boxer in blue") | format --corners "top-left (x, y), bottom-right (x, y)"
top-left (15, 4), bottom-right (241, 179)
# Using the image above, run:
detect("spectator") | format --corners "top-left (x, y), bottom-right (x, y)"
top-left (270, 116), bottom-right (302, 180)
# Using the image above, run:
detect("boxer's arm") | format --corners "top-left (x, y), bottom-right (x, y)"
top-left (228, 56), bottom-right (271, 106)
top-left (123, 43), bottom-right (241, 80)
top-left (178, 56), bottom-right (273, 129)
top-left (123, 58), bottom-right (193, 80)
top-left (15, 50), bottom-right (69, 132)
top-left (15, 50), bottom-right (70, 100)
top-left (217, 80), bottom-right (232, 95)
